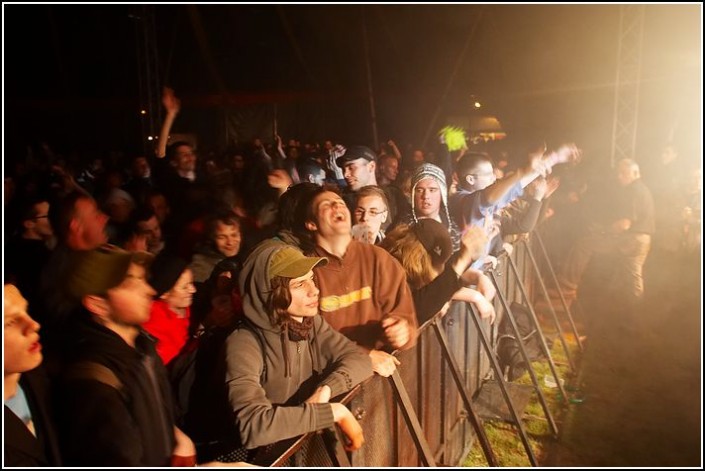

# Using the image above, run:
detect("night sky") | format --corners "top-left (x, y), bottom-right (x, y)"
top-left (3, 4), bottom-right (701, 169)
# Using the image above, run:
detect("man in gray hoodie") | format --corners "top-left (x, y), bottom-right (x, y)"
top-left (225, 241), bottom-right (373, 451)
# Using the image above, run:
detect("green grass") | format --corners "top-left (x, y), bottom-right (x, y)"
top-left (463, 333), bottom-right (581, 467)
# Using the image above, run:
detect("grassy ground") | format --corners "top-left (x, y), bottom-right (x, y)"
top-left (463, 331), bottom-right (582, 467)
top-left (465, 250), bottom-right (701, 467)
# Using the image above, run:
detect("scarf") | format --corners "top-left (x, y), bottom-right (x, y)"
top-left (285, 316), bottom-right (314, 341)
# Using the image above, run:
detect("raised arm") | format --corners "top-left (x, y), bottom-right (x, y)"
top-left (519, 143), bottom-right (581, 188)
top-left (387, 139), bottom-right (402, 160)
top-left (156, 87), bottom-right (181, 159)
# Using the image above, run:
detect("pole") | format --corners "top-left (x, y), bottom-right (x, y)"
top-left (361, 6), bottom-right (379, 150)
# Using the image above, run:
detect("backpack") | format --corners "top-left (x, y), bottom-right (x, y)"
top-left (167, 319), bottom-right (266, 463)
top-left (496, 302), bottom-right (547, 381)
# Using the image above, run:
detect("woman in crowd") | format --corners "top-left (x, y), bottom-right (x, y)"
top-left (381, 220), bottom-right (496, 324)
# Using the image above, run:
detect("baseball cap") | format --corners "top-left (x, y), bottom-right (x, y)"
top-left (335, 145), bottom-right (376, 168)
top-left (67, 245), bottom-right (153, 300)
top-left (268, 246), bottom-right (328, 281)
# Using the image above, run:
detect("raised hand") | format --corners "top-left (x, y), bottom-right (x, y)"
top-left (455, 226), bottom-right (488, 271)
top-left (267, 169), bottom-right (293, 192)
top-left (162, 87), bottom-right (181, 115)
top-left (546, 143), bottom-right (581, 167)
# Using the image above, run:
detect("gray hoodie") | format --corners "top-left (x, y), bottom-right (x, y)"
top-left (226, 240), bottom-right (372, 449)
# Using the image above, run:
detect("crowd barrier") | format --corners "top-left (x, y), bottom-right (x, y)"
top-left (248, 232), bottom-right (579, 467)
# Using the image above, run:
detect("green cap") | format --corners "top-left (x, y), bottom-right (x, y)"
top-left (268, 246), bottom-right (327, 281)
top-left (67, 245), bottom-right (153, 300)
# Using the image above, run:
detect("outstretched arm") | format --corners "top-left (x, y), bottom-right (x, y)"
top-left (156, 87), bottom-right (181, 159)
top-left (519, 143), bottom-right (581, 188)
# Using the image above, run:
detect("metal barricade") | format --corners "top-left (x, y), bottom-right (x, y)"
top-left (256, 240), bottom-right (551, 467)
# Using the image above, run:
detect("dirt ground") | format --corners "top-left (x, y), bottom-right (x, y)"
top-left (541, 249), bottom-right (702, 467)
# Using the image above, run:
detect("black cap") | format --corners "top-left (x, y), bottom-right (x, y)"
top-left (412, 219), bottom-right (453, 268)
top-left (335, 145), bottom-right (376, 168)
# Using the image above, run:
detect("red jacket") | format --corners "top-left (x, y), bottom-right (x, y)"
top-left (143, 300), bottom-right (190, 365)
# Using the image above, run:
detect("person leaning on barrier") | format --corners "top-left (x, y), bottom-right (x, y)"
top-left (449, 143), bottom-right (580, 268)
top-left (381, 221), bottom-right (496, 325)
top-left (224, 241), bottom-right (372, 452)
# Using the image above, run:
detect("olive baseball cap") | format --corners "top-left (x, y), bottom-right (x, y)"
top-left (67, 245), bottom-right (153, 300)
top-left (268, 246), bottom-right (327, 281)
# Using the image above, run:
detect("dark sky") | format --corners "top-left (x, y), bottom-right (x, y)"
top-left (3, 4), bottom-right (701, 167)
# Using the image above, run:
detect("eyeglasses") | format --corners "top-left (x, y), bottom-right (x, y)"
top-left (354, 208), bottom-right (387, 218)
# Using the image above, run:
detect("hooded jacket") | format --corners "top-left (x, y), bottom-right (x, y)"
top-left (227, 240), bottom-right (372, 449)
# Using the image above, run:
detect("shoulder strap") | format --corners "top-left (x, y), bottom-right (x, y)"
top-left (67, 361), bottom-right (123, 391)
top-left (235, 319), bottom-right (268, 382)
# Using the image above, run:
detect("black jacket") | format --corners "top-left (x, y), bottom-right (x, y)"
top-left (57, 317), bottom-right (175, 466)
top-left (3, 368), bottom-right (62, 467)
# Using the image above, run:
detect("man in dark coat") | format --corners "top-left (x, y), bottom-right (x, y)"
top-left (55, 246), bottom-right (196, 466)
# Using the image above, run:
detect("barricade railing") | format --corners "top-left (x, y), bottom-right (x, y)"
top-left (251, 233), bottom-right (577, 467)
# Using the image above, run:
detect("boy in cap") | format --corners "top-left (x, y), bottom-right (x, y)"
top-left (336, 145), bottom-right (379, 193)
top-left (56, 246), bottom-right (197, 466)
top-left (222, 241), bottom-right (371, 453)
